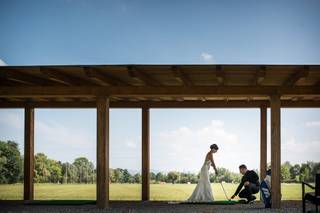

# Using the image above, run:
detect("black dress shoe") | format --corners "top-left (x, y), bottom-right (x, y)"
top-left (246, 195), bottom-right (256, 204)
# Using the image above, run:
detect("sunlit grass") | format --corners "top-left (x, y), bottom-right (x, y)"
top-left (0, 183), bottom-right (311, 200)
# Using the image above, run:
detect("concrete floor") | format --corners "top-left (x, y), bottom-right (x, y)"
top-left (0, 201), bottom-right (317, 213)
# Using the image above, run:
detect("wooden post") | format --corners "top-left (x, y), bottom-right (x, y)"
top-left (260, 107), bottom-right (267, 180)
top-left (142, 107), bottom-right (150, 201)
top-left (270, 95), bottom-right (281, 208)
top-left (96, 97), bottom-right (109, 208)
top-left (24, 107), bottom-right (34, 200)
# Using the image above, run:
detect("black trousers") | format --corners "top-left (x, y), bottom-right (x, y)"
top-left (239, 183), bottom-right (259, 200)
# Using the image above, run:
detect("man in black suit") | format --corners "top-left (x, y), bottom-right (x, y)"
top-left (231, 164), bottom-right (260, 203)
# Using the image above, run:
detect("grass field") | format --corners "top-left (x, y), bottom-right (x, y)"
top-left (0, 183), bottom-right (311, 200)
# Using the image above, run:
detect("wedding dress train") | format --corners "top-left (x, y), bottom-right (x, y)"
top-left (186, 159), bottom-right (214, 202)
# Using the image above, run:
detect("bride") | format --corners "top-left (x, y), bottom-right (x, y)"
top-left (186, 144), bottom-right (219, 202)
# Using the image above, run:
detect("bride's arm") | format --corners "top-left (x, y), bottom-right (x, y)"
top-left (209, 154), bottom-right (218, 175)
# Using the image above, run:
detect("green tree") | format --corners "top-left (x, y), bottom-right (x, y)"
top-left (289, 164), bottom-right (301, 182)
top-left (188, 173), bottom-right (198, 183)
top-left (0, 141), bottom-right (23, 184)
top-left (156, 172), bottom-right (166, 182)
top-left (113, 168), bottom-right (124, 183)
top-left (73, 157), bottom-right (94, 183)
top-left (34, 153), bottom-right (51, 183)
top-left (300, 163), bottom-right (311, 182)
top-left (311, 162), bottom-right (320, 181)
top-left (61, 162), bottom-right (79, 184)
top-left (133, 173), bottom-right (141, 183)
top-left (179, 173), bottom-right (189, 183)
top-left (167, 171), bottom-right (179, 184)
top-left (68, 164), bottom-right (79, 183)
top-left (150, 172), bottom-right (156, 182)
top-left (122, 169), bottom-right (132, 183)
top-left (48, 159), bottom-right (62, 183)
top-left (281, 161), bottom-right (291, 182)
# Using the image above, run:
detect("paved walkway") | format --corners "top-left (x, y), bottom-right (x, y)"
top-left (0, 201), bottom-right (315, 213)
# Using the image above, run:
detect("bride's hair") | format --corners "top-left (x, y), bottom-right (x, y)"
top-left (210, 144), bottom-right (218, 150)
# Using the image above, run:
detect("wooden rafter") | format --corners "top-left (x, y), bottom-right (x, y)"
top-left (84, 67), bottom-right (127, 86)
top-left (200, 97), bottom-right (207, 102)
top-left (215, 65), bottom-right (225, 85)
top-left (0, 77), bottom-right (21, 86)
top-left (0, 86), bottom-right (319, 98)
top-left (127, 66), bottom-right (161, 86)
top-left (291, 96), bottom-right (303, 101)
top-left (253, 66), bottom-right (266, 86)
top-left (172, 66), bottom-right (193, 86)
top-left (0, 70), bottom-right (56, 86)
top-left (176, 97), bottom-right (184, 101)
top-left (40, 68), bottom-right (97, 86)
top-left (1, 100), bottom-right (320, 108)
top-left (283, 66), bottom-right (309, 86)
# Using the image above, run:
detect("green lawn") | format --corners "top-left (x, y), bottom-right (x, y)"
top-left (0, 183), bottom-right (312, 200)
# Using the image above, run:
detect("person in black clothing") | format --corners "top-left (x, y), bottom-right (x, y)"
top-left (231, 164), bottom-right (260, 203)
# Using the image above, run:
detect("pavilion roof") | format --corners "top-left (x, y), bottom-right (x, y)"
top-left (0, 64), bottom-right (319, 108)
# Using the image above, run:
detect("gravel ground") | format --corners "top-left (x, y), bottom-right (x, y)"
top-left (0, 201), bottom-right (317, 213)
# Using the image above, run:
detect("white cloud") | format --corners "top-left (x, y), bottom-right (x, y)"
top-left (282, 137), bottom-right (320, 163)
top-left (0, 112), bottom-right (94, 150)
top-left (35, 119), bottom-right (95, 149)
top-left (125, 140), bottom-right (137, 149)
top-left (152, 120), bottom-right (248, 173)
top-left (305, 121), bottom-right (320, 127)
top-left (0, 58), bottom-right (7, 66)
top-left (34, 119), bottom-right (96, 165)
top-left (0, 112), bottom-right (23, 129)
top-left (200, 52), bottom-right (214, 63)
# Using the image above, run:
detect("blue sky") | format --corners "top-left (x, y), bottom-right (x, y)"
top-left (1, 0), bottom-right (320, 65)
top-left (0, 0), bottom-right (320, 173)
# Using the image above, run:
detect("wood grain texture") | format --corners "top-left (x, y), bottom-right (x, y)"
top-left (24, 107), bottom-right (34, 200)
top-left (270, 95), bottom-right (281, 208)
top-left (96, 97), bottom-right (109, 208)
top-left (142, 107), bottom-right (150, 201)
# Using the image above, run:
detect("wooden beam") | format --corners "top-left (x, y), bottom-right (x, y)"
top-left (172, 66), bottom-right (193, 86)
top-left (24, 107), bottom-right (34, 200)
top-left (96, 97), bottom-right (109, 208)
top-left (142, 107), bottom-right (150, 201)
top-left (84, 67), bottom-right (127, 86)
top-left (270, 94), bottom-right (281, 208)
top-left (40, 68), bottom-right (97, 86)
top-left (215, 65), bottom-right (225, 85)
top-left (283, 67), bottom-right (309, 86)
top-left (127, 66), bottom-right (161, 86)
top-left (291, 96), bottom-right (303, 102)
top-left (0, 70), bottom-right (56, 86)
top-left (253, 66), bottom-right (266, 86)
top-left (1, 100), bottom-right (320, 108)
top-left (0, 86), bottom-right (319, 98)
top-left (260, 106), bottom-right (267, 180)
top-left (200, 97), bottom-right (207, 102)
top-left (0, 76), bottom-right (30, 86)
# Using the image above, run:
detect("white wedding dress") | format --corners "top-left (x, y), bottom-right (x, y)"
top-left (186, 159), bottom-right (214, 202)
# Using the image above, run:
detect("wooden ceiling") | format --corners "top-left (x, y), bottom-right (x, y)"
top-left (0, 64), bottom-right (319, 108)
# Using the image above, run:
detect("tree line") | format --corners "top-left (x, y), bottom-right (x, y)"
top-left (280, 161), bottom-right (320, 183)
top-left (0, 140), bottom-right (319, 184)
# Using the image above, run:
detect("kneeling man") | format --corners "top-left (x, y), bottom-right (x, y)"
top-left (231, 164), bottom-right (260, 203)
